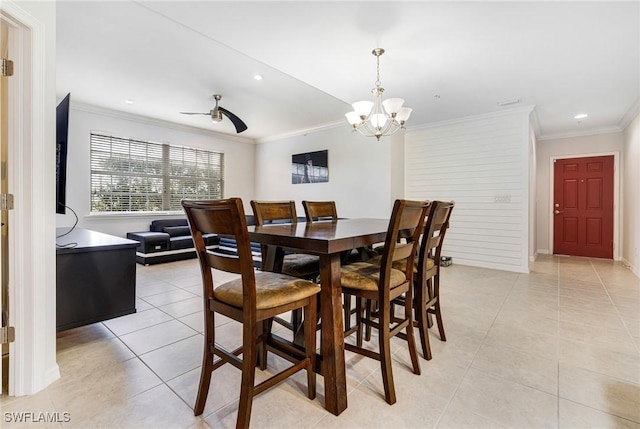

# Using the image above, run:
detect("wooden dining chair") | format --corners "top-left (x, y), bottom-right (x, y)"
top-left (182, 198), bottom-right (320, 429)
top-left (411, 200), bottom-right (455, 359)
top-left (250, 200), bottom-right (320, 333)
top-left (339, 199), bottom-right (429, 405)
top-left (302, 200), bottom-right (338, 222)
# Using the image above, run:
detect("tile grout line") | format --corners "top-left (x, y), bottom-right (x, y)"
top-left (588, 258), bottom-right (640, 356)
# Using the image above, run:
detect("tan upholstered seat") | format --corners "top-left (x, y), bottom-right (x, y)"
top-left (215, 271), bottom-right (319, 310)
top-left (182, 198), bottom-right (320, 429)
top-left (340, 262), bottom-right (408, 292)
top-left (340, 199), bottom-right (430, 405)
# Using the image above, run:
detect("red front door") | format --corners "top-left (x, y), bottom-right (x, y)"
top-left (553, 155), bottom-right (614, 259)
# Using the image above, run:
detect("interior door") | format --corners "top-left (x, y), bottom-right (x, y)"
top-left (553, 155), bottom-right (614, 259)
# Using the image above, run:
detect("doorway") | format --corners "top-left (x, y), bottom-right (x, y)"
top-left (553, 155), bottom-right (614, 259)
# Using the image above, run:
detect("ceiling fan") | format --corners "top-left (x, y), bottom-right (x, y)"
top-left (180, 94), bottom-right (248, 134)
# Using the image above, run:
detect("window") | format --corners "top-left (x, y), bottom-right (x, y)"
top-left (90, 132), bottom-right (224, 212)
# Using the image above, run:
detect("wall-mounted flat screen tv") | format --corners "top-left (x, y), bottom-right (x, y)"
top-left (56, 93), bottom-right (70, 214)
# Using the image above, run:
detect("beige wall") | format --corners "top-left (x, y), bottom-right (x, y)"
top-left (623, 113), bottom-right (640, 275)
top-left (536, 132), bottom-right (623, 257)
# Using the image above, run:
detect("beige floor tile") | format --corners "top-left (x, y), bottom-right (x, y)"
top-left (452, 368), bottom-right (558, 428)
top-left (558, 320), bottom-right (637, 355)
top-left (471, 343), bottom-right (558, 394)
top-left (0, 389), bottom-right (62, 429)
top-left (119, 319), bottom-right (200, 355)
top-left (559, 338), bottom-right (640, 384)
top-left (436, 398), bottom-right (508, 428)
top-left (559, 363), bottom-right (640, 423)
top-left (102, 307), bottom-right (174, 336)
top-left (492, 310), bottom-right (558, 336)
top-left (139, 334), bottom-right (204, 381)
top-left (484, 323), bottom-right (558, 361)
top-left (158, 296), bottom-right (203, 318)
top-left (72, 384), bottom-right (201, 429)
top-left (559, 306), bottom-right (628, 331)
top-left (179, 312), bottom-right (205, 333)
top-left (56, 323), bottom-right (115, 354)
top-left (559, 398), bottom-right (640, 429)
top-left (136, 281), bottom-right (182, 298)
top-left (559, 294), bottom-right (618, 314)
top-left (50, 358), bottom-right (162, 424)
top-left (141, 288), bottom-right (199, 307)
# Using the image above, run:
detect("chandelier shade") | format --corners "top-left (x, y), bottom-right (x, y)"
top-left (345, 48), bottom-right (412, 140)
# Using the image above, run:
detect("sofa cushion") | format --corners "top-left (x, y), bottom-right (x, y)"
top-left (169, 236), bottom-right (195, 250)
top-left (163, 225), bottom-right (191, 237)
top-left (150, 218), bottom-right (188, 232)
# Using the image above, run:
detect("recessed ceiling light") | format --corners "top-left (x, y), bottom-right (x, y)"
top-left (124, 99), bottom-right (134, 105)
top-left (574, 113), bottom-right (588, 120)
top-left (253, 74), bottom-right (263, 81)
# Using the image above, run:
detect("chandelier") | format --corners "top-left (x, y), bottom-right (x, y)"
top-left (345, 48), bottom-right (412, 141)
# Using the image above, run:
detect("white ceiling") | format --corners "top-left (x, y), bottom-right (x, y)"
top-left (56, 1), bottom-right (640, 142)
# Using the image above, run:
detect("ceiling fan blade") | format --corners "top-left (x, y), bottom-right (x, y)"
top-left (180, 112), bottom-right (211, 115)
top-left (219, 106), bottom-right (248, 133)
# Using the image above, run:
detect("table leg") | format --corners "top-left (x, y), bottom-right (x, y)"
top-left (319, 253), bottom-right (347, 415)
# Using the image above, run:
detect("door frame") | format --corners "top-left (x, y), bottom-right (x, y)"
top-left (548, 152), bottom-right (620, 259)
top-left (1, 3), bottom-right (60, 396)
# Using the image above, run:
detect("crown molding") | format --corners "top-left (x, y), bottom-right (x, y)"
top-left (69, 101), bottom-right (256, 144)
top-left (256, 119), bottom-right (344, 144)
top-left (619, 99), bottom-right (639, 131)
top-left (406, 105), bottom-right (536, 133)
top-left (537, 126), bottom-right (623, 141)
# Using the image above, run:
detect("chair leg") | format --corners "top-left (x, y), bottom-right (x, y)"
top-left (257, 320), bottom-right (268, 370)
top-left (355, 297), bottom-right (364, 347)
top-left (433, 275), bottom-right (446, 342)
top-left (364, 299), bottom-right (375, 342)
top-left (237, 325), bottom-right (257, 429)
top-left (414, 279), bottom-right (432, 361)
top-left (404, 287), bottom-right (421, 374)
top-left (343, 294), bottom-right (352, 330)
top-left (378, 301), bottom-right (396, 405)
top-left (303, 298), bottom-right (317, 400)
top-left (194, 339), bottom-right (214, 416)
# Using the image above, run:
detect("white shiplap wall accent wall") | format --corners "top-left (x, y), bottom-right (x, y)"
top-left (405, 109), bottom-right (532, 273)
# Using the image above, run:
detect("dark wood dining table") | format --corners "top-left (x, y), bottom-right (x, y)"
top-left (248, 218), bottom-right (389, 416)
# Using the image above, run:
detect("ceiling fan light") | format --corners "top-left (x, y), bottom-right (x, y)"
top-left (396, 107), bottom-right (413, 122)
top-left (382, 98), bottom-right (404, 115)
top-left (352, 100), bottom-right (374, 117)
top-left (345, 111), bottom-right (361, 125)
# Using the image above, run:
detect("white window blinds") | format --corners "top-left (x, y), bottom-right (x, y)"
top-left (90, 132), bottom-right (224, 212)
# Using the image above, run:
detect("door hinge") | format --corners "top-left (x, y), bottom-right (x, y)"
top-left (1, 326), bottom-right (15, 344)
top-left (1, 58), bottom-right (14, 77)
top-left (0, 194), bottom-right (14, 210)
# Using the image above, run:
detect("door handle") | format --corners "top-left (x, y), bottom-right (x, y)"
top-left (554, 210), bottom-right (563, 215)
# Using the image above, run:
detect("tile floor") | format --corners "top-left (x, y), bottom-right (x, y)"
top-left (2, 255), bottom-right (639, 428)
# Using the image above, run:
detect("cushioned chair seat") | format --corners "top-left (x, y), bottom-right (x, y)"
top-left (215, 271), bottom-right (320, 310)
top-left (368, 255), bottom-right (435, 273)
top-left (340, 262), bottom-right (408, 292)
top-left (282, 254), bottom-right (320, 278)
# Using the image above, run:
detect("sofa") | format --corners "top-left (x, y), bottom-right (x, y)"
top-left (127, 217), bottom-right (264, 266)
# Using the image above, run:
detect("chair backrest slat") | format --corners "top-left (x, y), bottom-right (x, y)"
top-left (251, 200), bottom-right (298, 225)
top-left (302, 200), bottom-right (338, 222)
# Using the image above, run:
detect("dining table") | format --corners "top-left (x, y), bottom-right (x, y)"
top-left (248, 218), bottom-right (390, 416)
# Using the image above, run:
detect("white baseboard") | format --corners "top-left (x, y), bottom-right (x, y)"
top-left (621, 258), bottom-right (640, 279)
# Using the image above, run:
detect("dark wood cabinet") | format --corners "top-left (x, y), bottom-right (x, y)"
top-left (56, 228), bottom-right (138, 331)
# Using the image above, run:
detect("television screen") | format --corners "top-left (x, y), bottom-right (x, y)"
top-left (56, 93), bottom-right (70, 214)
